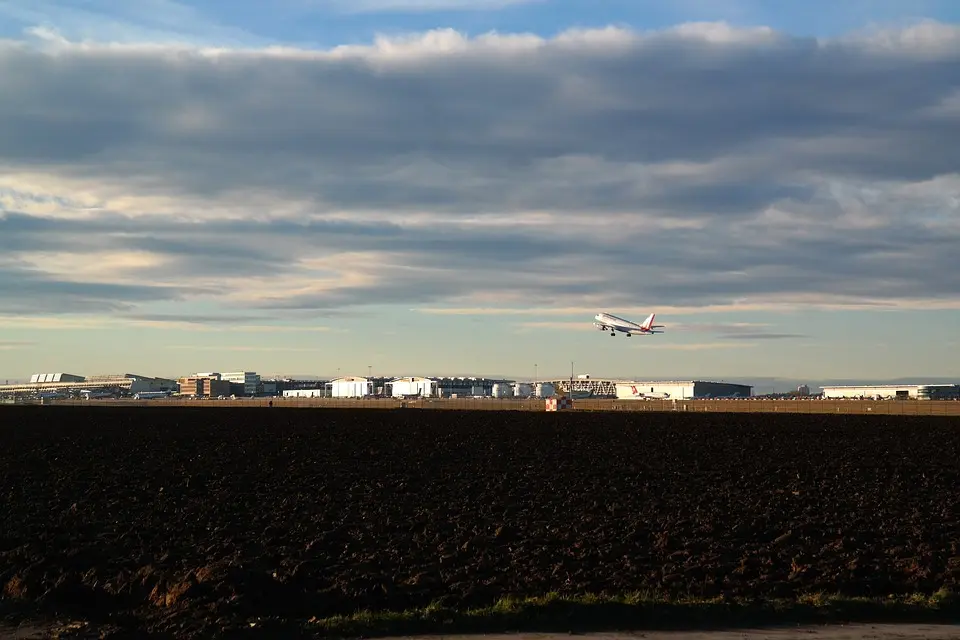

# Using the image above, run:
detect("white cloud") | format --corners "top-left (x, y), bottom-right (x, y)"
top-left (312, 0), bottom-right (544, 14)
top-left (1, 22), bottom-right (959, 323)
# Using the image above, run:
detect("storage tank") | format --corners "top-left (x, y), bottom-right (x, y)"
top-left (513, 383), bottom-right (534, 398)
top-left (492, 383), bottom-right (513, 398)
top-left (536, 382), bottom-right (556, 398)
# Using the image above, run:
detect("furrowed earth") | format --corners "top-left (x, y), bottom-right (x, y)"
top-left (1, 406), bottom-right (959, 638)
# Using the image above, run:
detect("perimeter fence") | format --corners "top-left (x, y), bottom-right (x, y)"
top-left (17, 397), bottom-right (960, 416)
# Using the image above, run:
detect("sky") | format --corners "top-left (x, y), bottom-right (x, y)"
top-left (1, 0), bottom-right (959, 384)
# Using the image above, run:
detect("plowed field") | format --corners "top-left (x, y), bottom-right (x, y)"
top-left (1, 407), bottom-right (959, 638)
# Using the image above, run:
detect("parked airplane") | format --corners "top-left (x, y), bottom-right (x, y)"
top-left (594, 312), bottom-right (665, 337)
top-left (627, 385), bottom-right (671, 399)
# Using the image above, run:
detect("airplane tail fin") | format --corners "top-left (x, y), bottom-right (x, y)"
top-left (641, 313), bottom-right (655, 330)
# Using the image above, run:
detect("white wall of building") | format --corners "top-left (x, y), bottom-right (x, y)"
top-left (283, 389), bottom-right (325, 398)
top-left (331, 377), bottom-right (372, 398)
top-left (391, 377), bottom-right (438, 397)
top-left (616, 381), bottom-right (751, 400)
top-left (617, 381), bottom-right (694, 400)
top-left (822, 385), bottom-right (919, 399)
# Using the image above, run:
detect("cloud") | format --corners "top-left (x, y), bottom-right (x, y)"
top-left (719, 332), bottom-right (806, 340)
top-left (313, 0), bottom-right (543, 13)
top-left (0, 340), bottom-right (35, 349)
top-left (166, 345), bottom-right (328, 352)
top-left (0, 22), bottom-right (959, 321)
top-left (633, 342), bottom-right (757, 351)
top-left (0, 313), bottom-right (335, 333)
top-left (0, 0), bottom-right (265, 46)
top-left (672, 322), bottom-right (807, 340)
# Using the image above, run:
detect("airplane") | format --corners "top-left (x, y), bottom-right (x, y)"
top-left (627, 385), bottom-right (670, 399)
top-left (593, 312), bottom-right (665, 337)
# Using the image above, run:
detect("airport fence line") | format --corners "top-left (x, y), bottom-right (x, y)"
top-left (15, 397), bottom-right (960, 416)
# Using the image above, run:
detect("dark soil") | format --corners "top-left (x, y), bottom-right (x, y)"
top-left (1, 407), bottom-right (959, 638)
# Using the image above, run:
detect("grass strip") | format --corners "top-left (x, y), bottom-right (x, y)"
top-left (283, 589), bottom-right (960, 638)
top-left (4, 589), bottom-right (960, 637)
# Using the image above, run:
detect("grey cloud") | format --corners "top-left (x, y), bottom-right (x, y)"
top-left (1, 24), bottom-right (959, 316)
top-left (121, 313), bottom-right (271, 325)
top-left (719, 333), bottom-right (807, 340)
top-left (2, 26), bottom-right (960, 217)
top-left (3, 203), bottom-right (960, 314)
top-left (0, 259), bottom-right (212, 315)
top-left (673, 323), bottom-right (806, 340)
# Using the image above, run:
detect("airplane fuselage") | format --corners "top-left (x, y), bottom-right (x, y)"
top-left (593, 312), bottom-right (663, 337)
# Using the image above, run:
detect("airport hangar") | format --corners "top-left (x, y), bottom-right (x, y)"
top-left (821, 383), bottom-right (960, 400)
top-left (615, 380), bottom-right (752, 399)
top-left (282, 376), bottom-right (519, 399)
top-left (553, 377), bottom-right (752, 399)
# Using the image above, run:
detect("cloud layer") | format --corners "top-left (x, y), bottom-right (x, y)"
top-left (1, 21), bottom-right (959, 323)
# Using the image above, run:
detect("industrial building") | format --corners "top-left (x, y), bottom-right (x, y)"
top-left (615, 380), bottom-right (752, 400)
top-left (221, 371), bottom-right (261, 396)
top-left (178, 376), bottom-right (232, 397)
top-left (384, 377), bottom-right (520, 398)
top-left (821, 384), bottom-right (960, 400)
top-left (435, 377), bottom-right (509, 397)
top-left (266, 378), bottom-right (328, 396)
top-left (260, 380), bottom-right (277, 395)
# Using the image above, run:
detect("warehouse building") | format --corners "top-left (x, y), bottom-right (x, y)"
top-left (615, 380), bottom-right (752, 400)
top-left (821, 383), bottom-right (960, 400)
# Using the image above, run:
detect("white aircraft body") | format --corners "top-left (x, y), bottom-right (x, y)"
top-left (626, 385), bottom-right (671, 399)
top-left (594, 312), bottom-right (664, 337)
